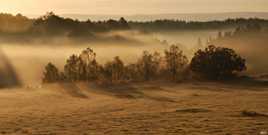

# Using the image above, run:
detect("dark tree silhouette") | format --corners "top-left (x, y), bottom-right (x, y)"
top-left (119, 17), bottom-right (130, 29)
top-left (79, 48), bottom-right (100, 80)
top-left (124, 64), bottom-right (140, 81)
top-left (190, 45), bottom-right (246, 79)
top-left (102, 56), bottom-right (125, 83)
top-left (64, 54), bottom-right (80, 81)
top-left (137, 51), bottom-right (161, 81)
top-left (43, 62), bottom-right (60, 83)
top-left (164, 45), bottom-right (188, 81)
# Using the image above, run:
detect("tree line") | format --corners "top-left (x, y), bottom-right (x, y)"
top-left (1, 12), bottom-right (268, 39)
top-left (129, 18), bottom-right (268, 31)
top-left (0, 12), bottom-right (130, 43)
top-left (43, 45), bottom-right (246, 84)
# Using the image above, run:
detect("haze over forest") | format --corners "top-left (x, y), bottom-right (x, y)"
top-left (47, 12), bottom-right (268, 21)
top-left (0, 1), bottom-right (268, 135)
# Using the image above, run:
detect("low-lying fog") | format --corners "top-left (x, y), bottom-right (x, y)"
top-left (0, 42), bottom-right (166, 86)
top-left (0, 29), bottom-right (267, 86)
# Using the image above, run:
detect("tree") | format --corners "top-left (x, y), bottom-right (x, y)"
top-left (43, 62), bottom-right (60, 83)
top-left (164, 45), bottom-right (188, 81)
top-left (137, 51), bottom-right (161, 81)
top-left (119, 17), bottom-right (130, 29)
top-left (124, 63), bottom-right (139, 81)
top-left (79, 48), bottom-right (100, 80)
top-left (102, 56), bottom-right (125, 83)
top-left (64, 54), bottom-right (80, 81)
top-left (190, 45), bottom-right (246, 79)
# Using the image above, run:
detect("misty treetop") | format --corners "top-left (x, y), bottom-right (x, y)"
top-left (43, 45), bottom-right (246, 84)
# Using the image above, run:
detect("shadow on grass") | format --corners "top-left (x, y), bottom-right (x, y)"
top-left (82, 83), bottom-right (176, 102)
top-left (59, 83), bottom-right (88, 99)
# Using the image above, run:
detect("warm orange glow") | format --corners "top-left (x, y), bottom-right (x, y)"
top-left (0, 0), bottom-right (268, 15)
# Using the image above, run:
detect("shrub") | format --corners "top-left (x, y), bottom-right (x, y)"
top-left (190, 45), bottom-right (246, 80)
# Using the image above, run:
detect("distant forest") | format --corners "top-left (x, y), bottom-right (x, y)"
top-left (0, 12), bottom-right (268, 43)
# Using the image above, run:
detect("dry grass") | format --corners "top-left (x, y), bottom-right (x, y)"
top-left (0, 82), bottom-right (267, 135)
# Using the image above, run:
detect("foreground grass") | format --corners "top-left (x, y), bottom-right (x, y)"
top-left (0, 82), bottom-right (267, 135)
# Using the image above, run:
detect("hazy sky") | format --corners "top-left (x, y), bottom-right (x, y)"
top-left (1, 0), bottom-right (268, 15)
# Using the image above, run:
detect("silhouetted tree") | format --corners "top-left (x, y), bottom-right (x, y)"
top-left (102, 56), bottom-right (125, 83)
top-left (119, 17), bottom-right (130, 29)
top-left (78, 48), bottom-right (100, 80)
top-left (64, 54), bottom-right (80, 81)
top-left (43, 62), bottom-right (60, 83)
top-left (124, 63), bottom-right (140, 81)
top-left (164, 45), bottom-right (188, 81)
top-left (190, 45), bottom-right (246, 79)
top-left (137, 51), bottom-right (161, 81)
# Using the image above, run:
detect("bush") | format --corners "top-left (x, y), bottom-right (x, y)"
top-left (190, 45), bottom-right (246, 80)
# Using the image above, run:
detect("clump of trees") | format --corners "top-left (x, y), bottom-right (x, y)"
top-left (43, 45), bottom-right (189, 84)
top-left (0, 12), bottom-right (131, 43)
top-left (190, 45), bottom-right (246, 80)
top-left (31, 12), bottom-right (130, 37)
top-left (43, 45), bottom-right (246, 84)
top-left (0, 13), bottom-right (32, 33)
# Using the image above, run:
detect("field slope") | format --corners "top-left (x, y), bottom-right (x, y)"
top-left (0, 82), bottom-right (268, 135)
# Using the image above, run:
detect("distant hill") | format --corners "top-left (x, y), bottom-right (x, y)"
top-left (52, 12), bottom-right (268, 21)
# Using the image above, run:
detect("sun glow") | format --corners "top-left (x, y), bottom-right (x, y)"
top-left (0, 0), bottom-right (268, 15)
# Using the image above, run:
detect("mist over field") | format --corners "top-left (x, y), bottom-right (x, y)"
top-left (0, 29), bottom-right (231, 86)
top-left (0, 41), bottom-right (165, 85)
top-left (0, 11), bottom-right (268, 135)
top-left (1, 26), bottom-right (268, 86)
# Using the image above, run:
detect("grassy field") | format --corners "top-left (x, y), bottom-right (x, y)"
top-left (0, 82), bottom-right (267, 135)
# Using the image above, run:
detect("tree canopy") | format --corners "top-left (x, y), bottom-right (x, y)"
top-left (190, 45), bottom-right (246, 80)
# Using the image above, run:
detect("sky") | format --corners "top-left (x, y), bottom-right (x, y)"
top-left (1, 0), bottom-right (268, 15)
